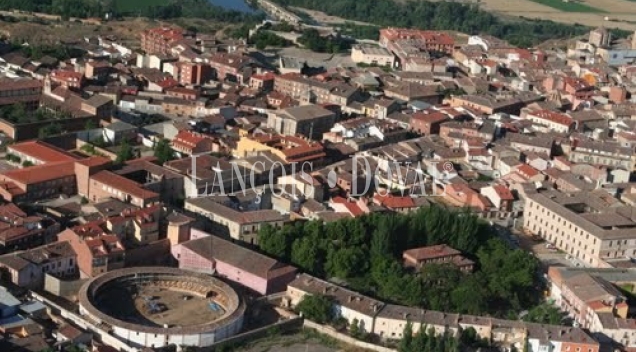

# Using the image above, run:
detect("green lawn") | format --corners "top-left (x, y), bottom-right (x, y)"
top-left (528, 0), bottom-right (606, 12)
top-left (114, 0), bottom-right (169, 13)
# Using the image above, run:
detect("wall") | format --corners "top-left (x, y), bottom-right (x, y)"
top-left (198, 317), bottom-right (304, 352)
top-left (44, 274), bottom-right (88, 300)
top-left (304, 320), bottom-right (396, 352)
top-left (0, 115), bottom-right (101, 141)
top-left (31, 292), bottom-right (139, 352)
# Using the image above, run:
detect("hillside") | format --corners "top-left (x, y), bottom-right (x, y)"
top-left (271, 0), bottom-right (630, 47)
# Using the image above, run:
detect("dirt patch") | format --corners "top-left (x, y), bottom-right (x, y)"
top-left (0, 16), bottom-right (230, 46)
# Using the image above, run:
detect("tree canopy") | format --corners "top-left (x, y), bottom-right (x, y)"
top-left (523, 303), bottom-right (566, 325)
top-left (269, 0), bottom-right (630, 47)
top-left (259, 205), bottom-right (543, 317)
top-left (153, 138), bottom-right (175, 164)
top-left (115, 139), bottom-right (134, 164)
top-left (296, 294), bottom-right (334, 324)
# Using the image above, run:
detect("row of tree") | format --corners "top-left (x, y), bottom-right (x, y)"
top-left (400, 322), bottom-right (491, 352)
top-left (297, 28), bottom-right (353, 53)
top-left (259, 205), bottom-right (544, 318)
top-left (0, 0), bottom-right (265, 24)
top-left (250, 30), bottom-right (292, 50)
top-left (270, 0), bottom-right (629, 47)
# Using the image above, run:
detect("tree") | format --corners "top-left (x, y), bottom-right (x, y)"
top-left (115, 140), bottom-right (134, 164)
top-left (523, 303), bottom-right (565, 325)
top-left (259, 224), bottom-right (293, 260)
top-left (153, 138), bottom-right (175, 164)
top-left (349, 317), bottom-right (361, 338)
top-left (21, 160), bottom-right (34, 167)
top-left (296, 294), bottom-right (334, 324)
top-left (38, 123), bottom-right (62, 138)
top-left (398, 321), bottom-right (413, 352)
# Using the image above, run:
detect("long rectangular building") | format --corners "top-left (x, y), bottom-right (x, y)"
top-left (523, 186), bottom-right (636, 268)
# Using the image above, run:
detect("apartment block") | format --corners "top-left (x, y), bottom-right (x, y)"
top-left (0, 78), bottom-right (42, 109)
top-left (185, 196), bottom-right (286, 244)
top-left (569, 139), bottom-right (636, 171)
top-left (141, 27), bottom-right (184, 55)
top-left (0, 241), bottom-right (77, 289)
top-left (58, 222), bottom-right (126, 278)
top-left (523, 186), bottom-right (636, 268)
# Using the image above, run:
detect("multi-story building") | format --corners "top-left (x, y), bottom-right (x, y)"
top-left (88, 158), bottom-right (183, 207)
top-left (0, 78), bottom-right (42, 109)
top-left (140, 27), bottom-right (185, 55)
top-left (548, 267), bottom-right (628, 330)
top-left (234, 133), bottom-right (326, 164)
top-left (569, 139), bottom-right (636, 171)
top-left (285, 273), bottom-right (599, 352)
top-left (58, 222), bottom-right (126, 278)
top-left (88, 171), bottom-right (160, 207)
top-left (171, 130), bottom-right (216, 155)
top-left (266, 104), bottom-right (337, 140)
top-left (174, 62), bottom-right (214, 86)
top-left (206, 53), bottom-right (254, 85)
top-left (448, 91), bottom-right (542, 115)
top-left (0, 203), bottom-right (60, 253)
top-left (174, 229), bottom-right (297, 295)
top-left (184, 196), bottom-right (286, 244)
top-left (0, 161), bottom-right (77, 203)
top-left (351, 45), bottom-right (394, 67)
top-left (522, 109), bottom-right (576, 134)
top-left (50, 70), bottom-right (86, 89)
top-left (403, 244), bottom-right (474, 272)
top-left (8, 140), bottom-right (78, 166)
top-left (273, 73), bottom-right (360, 106)
top-left (379, 28), bottom-right (455, 54)
top-left (409, 110), bottom-right (449, 135)
top-left (0, 241), bottom-right (77, 289)
top-left (523, 186), bottom-right (636, 268)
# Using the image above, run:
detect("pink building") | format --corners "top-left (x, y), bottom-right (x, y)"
top-left (173, 229), bottom-right (297, 295)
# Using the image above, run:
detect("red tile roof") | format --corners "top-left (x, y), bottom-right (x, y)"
top-left (403, 244), bottom-right (461, 261)
top-left (1, 161), bottom-right (75, 185)
top-left (90, 170), bottom-right (158, 200)
top-left (492, 184), bottom-right (514, 200)
top-left (172, 130), bottom-right (208, 149)
top-left (75, 156), bottom-right (111, 168)
top-left (517, 164), bottom-right (540, 178)
top-left (331, 196), bottom-right (364, 217)
top-left (374, 193), bottom-right (416, 209)
top-left (529, 110), bottom-right (574, 127)
top-left (9, 141), bottom-right (78, 164)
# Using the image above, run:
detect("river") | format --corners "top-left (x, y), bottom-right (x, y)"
top-left (208, 0), bottom-right (260, 14)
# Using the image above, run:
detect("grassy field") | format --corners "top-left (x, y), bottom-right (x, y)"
top-left (527, 0), bottom-right (606, 12)
top-left (114, 0), bottom-right (169, 13)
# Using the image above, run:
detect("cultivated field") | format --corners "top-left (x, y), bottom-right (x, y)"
top-left (527, 0), bottom-right (604, 12)
top-left (475, 0), bottom-right (636, 31)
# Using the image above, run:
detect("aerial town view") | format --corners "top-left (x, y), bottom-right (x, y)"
top-left (0, 0), bottom-right (636, 351)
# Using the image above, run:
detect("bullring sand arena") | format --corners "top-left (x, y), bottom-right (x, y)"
top-left (78, 267), bottom-right (246, 349)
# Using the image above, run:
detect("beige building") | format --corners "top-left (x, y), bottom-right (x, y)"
top-left (266, 105), bottom-right (337, 140)
top-left (285, 273), bottom-right (595, 351)
top-left (523, 186), bottom-right (636, 267)
top-left (569, 140), bottom-right (636, 171)
top-left (351, 45), bottom-right (394, 67)
top-left (185, 196), bottom-right (286, 244)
